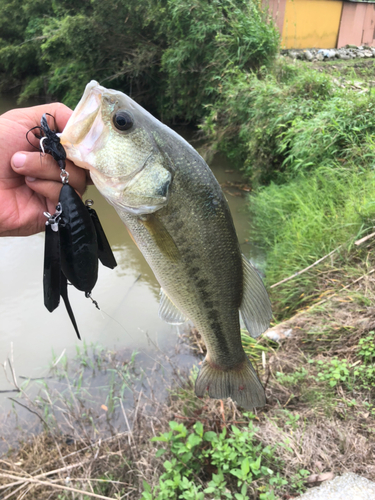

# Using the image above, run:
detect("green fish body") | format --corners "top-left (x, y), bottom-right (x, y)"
top-left (61, 81), bottom-right (272, 409)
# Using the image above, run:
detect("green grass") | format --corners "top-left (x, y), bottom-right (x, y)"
top-left (249, 164), bottom-right (375, 316)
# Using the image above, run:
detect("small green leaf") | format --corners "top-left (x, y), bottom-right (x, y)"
top-left (187, 433), bottom-right (202, 448)
top-left (142, 480), bottom-right (151, 493)
top-left (241, 457), bottom-right (250, 476)
top-left (204, 431), bottom-right (216, 442)
top-left (250, 456), bottom-right (261, 472)
top-left (230, 468), bottom-right (243, 479)
top-left (194, 421), bottom-right (204, 437)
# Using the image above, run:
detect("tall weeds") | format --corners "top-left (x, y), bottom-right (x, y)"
top-left (250, 165), bottom-right (375, 316)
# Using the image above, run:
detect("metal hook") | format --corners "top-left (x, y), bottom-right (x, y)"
top-left (40, 136), bottom-right (47, 156)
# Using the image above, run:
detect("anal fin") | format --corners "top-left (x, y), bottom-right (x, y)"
top-left (240, 255), bottom-right (272, 338)
top-left (159, 288), bottom-right (187, 325)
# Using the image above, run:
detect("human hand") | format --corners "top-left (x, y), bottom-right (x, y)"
top-left (0, 103), bottom-right (87, 237)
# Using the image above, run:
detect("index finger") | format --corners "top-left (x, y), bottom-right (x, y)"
top-left (4, 103), bottom-right (74, 133)
top-left (28, 102), bottom-right (73, 132)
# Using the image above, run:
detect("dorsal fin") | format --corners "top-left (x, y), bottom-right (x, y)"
top-left (240, 255), bottom-right (272, 338)
top-left (159, 289), bottom-right (188, 325)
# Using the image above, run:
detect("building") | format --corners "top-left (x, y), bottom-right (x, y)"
top-left (265, 0), bottom-right (375, 48)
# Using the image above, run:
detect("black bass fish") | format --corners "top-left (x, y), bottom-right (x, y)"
top-left (60, 81), bottom-right (272, 409)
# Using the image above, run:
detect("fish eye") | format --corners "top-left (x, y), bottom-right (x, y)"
top-left (113, 111), bottom-right (134, 131)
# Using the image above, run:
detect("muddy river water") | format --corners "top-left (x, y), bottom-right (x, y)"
top-left (0, 96), bottom-right (260, 420)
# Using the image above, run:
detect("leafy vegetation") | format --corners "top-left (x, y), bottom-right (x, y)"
top-left (314, 331), bottom-right (375, 391)
top-left (142, 419), bottom-right (308, 500)
top-left (0, 0), bottom-right (278, 117)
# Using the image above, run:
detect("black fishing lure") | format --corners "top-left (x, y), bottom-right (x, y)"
top-left (27, 113), bottom-right (117, 339)
top-left (59, 183), bottom-right (99, 293)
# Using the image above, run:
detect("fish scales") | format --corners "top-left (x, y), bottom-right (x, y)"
top-left (117, 146), bottom-right (244, 369)
top-left (60, 81), bottom-right (272, 409)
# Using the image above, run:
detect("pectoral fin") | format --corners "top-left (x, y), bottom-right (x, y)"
top-left (139, 214), bottom-right (180, 263)
top-left (159, 289), bottom-right (188, 325)
top-left (240, 255), bottom-right (272, 338)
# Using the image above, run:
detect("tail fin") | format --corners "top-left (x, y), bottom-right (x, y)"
top-left (195, 357), bottom-right (265, 409)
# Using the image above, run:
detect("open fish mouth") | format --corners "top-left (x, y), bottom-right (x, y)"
top-left (60, 81), bottom-right (113, 170)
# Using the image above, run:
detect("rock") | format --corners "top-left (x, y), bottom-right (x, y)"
top-left (307, 472), bottom-right (335, 484)
top-left (295, 472), bottom-right (375, 499)
top-left (327, 49), bottom-right (337, 58)
top-left (289, 50), bottom-right (299, 59)
top-left (318, 49), bottom-right (333, 58)
top-left (356, 51), bottom-right (365, 58)
top-left (338, 53), bottom-right (350, 60)
top-left (316, 53), bottom-right (324, 61)
top-left (346, 44), bottom-right (358, 49)
top-left (264, 326), bottom-right (293, 343)
top-left (363, 50), bottom-right (373, 58)
top-left (304, 50), bottom-right (313, 61)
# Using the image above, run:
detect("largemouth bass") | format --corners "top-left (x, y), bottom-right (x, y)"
top-left (60, 81), bottom-right (272, 409)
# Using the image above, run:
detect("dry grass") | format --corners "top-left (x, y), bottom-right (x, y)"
top-left (0, 403), bottom-right (169, 499)
top-left (254, 252), bottom-right (375, 486)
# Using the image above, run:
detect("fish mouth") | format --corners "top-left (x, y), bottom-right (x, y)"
top-left (60, 80), bottom-right (107, 170)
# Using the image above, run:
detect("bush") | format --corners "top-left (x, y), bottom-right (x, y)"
top-left (201, 60), bottom-right (334, 184)
top-left (202, 59), bottom-right (375, 185)
top-left (0, 0), bottom-right (279, 118)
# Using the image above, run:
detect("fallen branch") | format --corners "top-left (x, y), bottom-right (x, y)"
top-left (266, 268), bottom-right (375, 331)
top-left (8, 398), bottom-right (49, 430)
top-left (354, 231), bottom-right (375, 246)
top-left (0, 473), bottom-right (117, 500)
top-left (270, 247), bottom-right (341, 288)
top-left (0, 462), bottom-right (93, 491)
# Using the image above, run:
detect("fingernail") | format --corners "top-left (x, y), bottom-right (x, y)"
top-left (12, 153), bottom-right (27, 168)
top-left (25, 176), bottom-right (36, 182)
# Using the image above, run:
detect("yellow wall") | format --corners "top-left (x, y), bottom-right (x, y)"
top-left (282, 0), bottom-right (343, 49)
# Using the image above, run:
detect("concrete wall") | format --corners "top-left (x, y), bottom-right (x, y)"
top-left (281, 0), bottom-right (343, 49)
